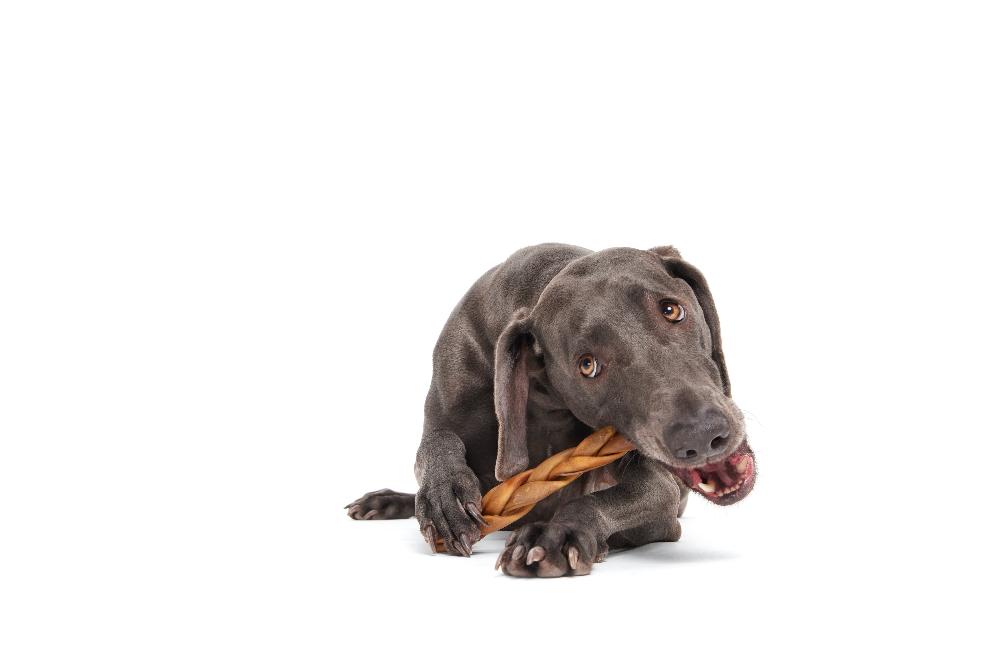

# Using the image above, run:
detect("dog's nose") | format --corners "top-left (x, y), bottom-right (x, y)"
top-left (666, 406), bottom-right (730, 461)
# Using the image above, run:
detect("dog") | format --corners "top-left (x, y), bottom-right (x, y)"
top-left (346, 244), bottom-right (756, 577)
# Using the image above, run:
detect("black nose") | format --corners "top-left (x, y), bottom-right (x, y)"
top-left (666, 406), bottom-right (730, 461)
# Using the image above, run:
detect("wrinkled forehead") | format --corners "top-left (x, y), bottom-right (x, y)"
top-left (533, 249), bottom-right (698, 347)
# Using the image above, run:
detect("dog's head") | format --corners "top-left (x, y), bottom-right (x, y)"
top-left (494, 246), bottom-right (755, 505)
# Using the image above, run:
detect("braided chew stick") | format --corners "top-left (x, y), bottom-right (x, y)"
top-left (434, 426), bottom-right (635, 553)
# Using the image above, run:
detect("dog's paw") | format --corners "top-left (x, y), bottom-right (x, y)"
top-left (496, 521), bottom-right (608, 578)
top-left (415, 469), bottom-right (486, 557)
top-left (345, 488), bottom-right (415, 520)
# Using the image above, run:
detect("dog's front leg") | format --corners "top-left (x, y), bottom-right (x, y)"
top-left (496, 455), bottom-right (683, 577)
top-left (414, 428), bottom-right (487, 557)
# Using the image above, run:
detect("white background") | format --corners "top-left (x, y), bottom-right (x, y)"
top-left (2, 2), bottom-right (998, 665)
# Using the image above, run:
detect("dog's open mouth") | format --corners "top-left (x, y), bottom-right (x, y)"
top-left (669, 442), bottom-right (756, 506)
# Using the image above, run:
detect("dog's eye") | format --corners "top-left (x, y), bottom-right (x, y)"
top-left (578, 354), bottom-right (600, 378)
top-left (660, 300), bottom-right (685, 322)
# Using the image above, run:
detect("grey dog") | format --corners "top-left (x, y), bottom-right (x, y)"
top-left (346, 244), bottom-right (756, 577)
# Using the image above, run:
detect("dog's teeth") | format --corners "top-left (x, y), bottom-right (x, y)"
top-left (735, 456), bottom-right (750, 474)
top-left (698, 480), bottom-right (717, 493)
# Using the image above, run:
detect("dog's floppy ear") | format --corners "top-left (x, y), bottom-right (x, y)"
top-left (654, 250), bottom-right (732, 397)
top-left (493, 308), bottom-right (534, 481)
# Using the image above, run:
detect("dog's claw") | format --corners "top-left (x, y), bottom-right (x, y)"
top-left (495, 548), bottom-right (509, 570)
top-left (421, 525), bottom-right (438, 554)
top-left (362, 509), bottom-right (378, 520)
top-left (512, 544), bottom-right (526, 563)
top-left (526, 546), bottom-right (545, 566)
top-left (567, 546), bottom-right (580, 570)
top-left (465, 502), bottom-right (488, 528)
top-left (459, 534), bottom-right (474, 557)
top-left (450, 538), bottom-right (470, 557)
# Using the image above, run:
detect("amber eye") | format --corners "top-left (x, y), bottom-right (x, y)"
top-left (578, 354), bottom-right (600, 378)
top-left (660, 300), bottom-right (685, 322)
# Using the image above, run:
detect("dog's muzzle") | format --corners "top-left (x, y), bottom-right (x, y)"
top-left (668, 441), bottom-right (756, 505)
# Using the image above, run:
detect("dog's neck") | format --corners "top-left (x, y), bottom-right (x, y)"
top-left (523, 366), bottom-right (591, 460)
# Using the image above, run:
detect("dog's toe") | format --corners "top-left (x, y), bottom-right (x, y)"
top-left (499, 521), bottom-right (605, 578)
top-left (345, 489), bottom-right (416, 520)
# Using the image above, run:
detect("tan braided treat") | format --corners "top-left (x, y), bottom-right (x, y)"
top-left (434, 426), bottom-right (634, 553)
